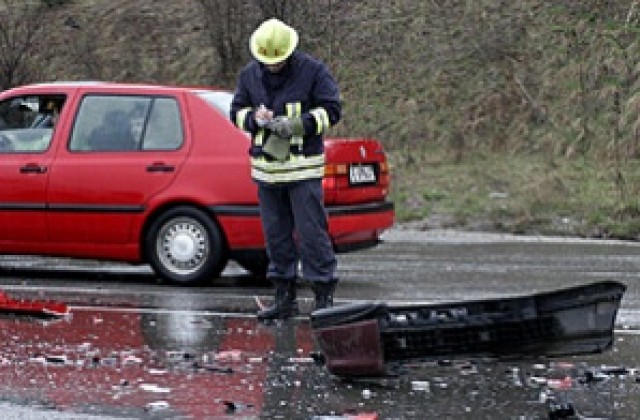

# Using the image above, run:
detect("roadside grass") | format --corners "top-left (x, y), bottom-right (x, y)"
top-left (389, 147), bottom-right (640, 239)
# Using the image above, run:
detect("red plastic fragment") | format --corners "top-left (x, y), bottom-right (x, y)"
top-left (0, 290), bottom-right (69, 317)
top-left (313, 318), bottom-right (385, 377)
top-left (348, 413), bottom-right (378, 420)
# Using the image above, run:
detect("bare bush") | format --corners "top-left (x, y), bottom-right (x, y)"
top-left (196, 0), bottom-right (259, 85)
top-left (4, 0), bottom-right (640, 168)
top-left (0, 0), bottom-right (47, 89)
top-left (59, 16), bottom-right (104, 80)
top-left (195, 0), bottom-right (344, 85)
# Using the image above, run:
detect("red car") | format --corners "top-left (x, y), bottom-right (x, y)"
top-left (0, 82), bottom-right (394, 285)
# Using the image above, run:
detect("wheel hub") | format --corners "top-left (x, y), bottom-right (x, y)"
top-left (170, 232), bottom-right (197, 261)
top-left (158, 220), bottom-right (209, 275)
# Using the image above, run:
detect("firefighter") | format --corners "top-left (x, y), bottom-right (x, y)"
top-left (230, 18), bottom-right (342, 320)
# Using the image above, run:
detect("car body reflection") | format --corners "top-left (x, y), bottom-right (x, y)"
top-left (0, 305), bottom-right (315, 418)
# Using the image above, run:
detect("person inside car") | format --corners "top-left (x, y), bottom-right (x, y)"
top-left (88, 110), bottom-right (137, 151)
top-left (18, 99), bottom-right (61, 152)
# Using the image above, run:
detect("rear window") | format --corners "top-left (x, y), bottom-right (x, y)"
top-left (195, 91), bottom-right (232, 118)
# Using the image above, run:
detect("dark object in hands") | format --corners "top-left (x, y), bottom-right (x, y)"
top-left (267, 116), bottom-right (293, 138)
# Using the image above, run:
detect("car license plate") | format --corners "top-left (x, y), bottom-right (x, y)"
top-left (349, 164), bottom-right (376, 185)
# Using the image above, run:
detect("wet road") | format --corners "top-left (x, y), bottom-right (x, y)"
top-left (0, 228), bottom-right (639, 419)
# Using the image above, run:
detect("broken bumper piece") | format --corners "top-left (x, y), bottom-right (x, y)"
top-left (0, 291), bottom-right (69, 318)
top-left (310, 281), bottom-right (625, 377)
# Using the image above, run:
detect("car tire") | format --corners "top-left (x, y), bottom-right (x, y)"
top-left (145, 206), bottom-right (227, 286)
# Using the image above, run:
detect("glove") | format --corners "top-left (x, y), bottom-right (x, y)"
top-left (267, 116), bottom-right (304, 139)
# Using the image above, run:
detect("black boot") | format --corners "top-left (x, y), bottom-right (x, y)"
top-left (311, 280), bottom-right (338, 311)
top-left (257, 278), bottom-right (297, 320)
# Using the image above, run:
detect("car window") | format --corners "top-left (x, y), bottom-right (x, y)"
top-left (141, 98), bottom-right (183, 150)
top-left (195, 91), bottom-right (231, 118)
top-left (195, 90), bottom-right (250, 138)
top-left (70, 95), bottom-right (183, 152)
top-left (70, 95), bottom-right (148, 152)
top-left (0, 94), bottom-right (66, 153)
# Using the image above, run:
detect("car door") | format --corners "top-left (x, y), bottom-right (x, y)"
top-left (46, 93), bottom-right (189, 245)
top-left (0, 94), bottom-right (66, 243)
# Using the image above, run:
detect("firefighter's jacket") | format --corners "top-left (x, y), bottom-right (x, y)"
top-left (230, 51), bottom-right (341, 184)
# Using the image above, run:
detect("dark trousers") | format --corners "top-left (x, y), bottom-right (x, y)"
top-left (257, 179), bottom-right (337, 283)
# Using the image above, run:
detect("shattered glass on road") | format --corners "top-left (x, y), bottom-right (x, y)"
top-left (1, 229), bottom-right (640, 418)
top-left (0, 306), bottom-right (638, 419)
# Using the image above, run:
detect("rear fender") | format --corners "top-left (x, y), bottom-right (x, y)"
top-left (138, 201), bottom-right (230, 264)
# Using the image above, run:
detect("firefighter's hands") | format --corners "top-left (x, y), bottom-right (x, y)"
top-left (268, 116), bottom-right (303, 139)
top-left (255, 104), bottom-right (304, 138)
top-left (254, 105), bottom-right (273, 127)
top-left (268, 116), bottom-right (293, 138)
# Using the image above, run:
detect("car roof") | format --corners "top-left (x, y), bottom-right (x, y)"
top-left (1, 81), bottom-right (225, 97)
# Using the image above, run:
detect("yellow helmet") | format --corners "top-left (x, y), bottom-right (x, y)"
top-left (250, 18), bottom-right (298, 65)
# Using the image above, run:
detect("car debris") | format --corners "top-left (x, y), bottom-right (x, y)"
top-left (547, 396), bottom-right (576, 420)
top-left (310, 281), bottom-right (625, 377)
top-left (0, 290), bottom-right (69, 318)
top-left (145, 401), bottom-right (170, 412)
top-left (410, 380), bottom-right (431, 391)
top-left (311, 413), bottom-right (378, 420)
top-left (195, 361), bottom-right (234, 374)
top-left (139, 383), bottom-right (171, 393)
top-left (220, 400), bottom-right (255, 414)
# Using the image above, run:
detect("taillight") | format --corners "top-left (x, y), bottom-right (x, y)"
top-left (379, 161), bottom-right (390, 195)
top-left (322, 176), bottom-right (336, 190)
top-left (324, 163), bottom-right (348, 177)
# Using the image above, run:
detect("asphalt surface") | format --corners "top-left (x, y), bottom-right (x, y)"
top-left (0, 228), bottom-right (638, 419)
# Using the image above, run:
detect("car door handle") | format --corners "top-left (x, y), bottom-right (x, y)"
top-left (20, 164), bottom-right (47, 174)
top-left (146, 163), bottom-right (175, 173)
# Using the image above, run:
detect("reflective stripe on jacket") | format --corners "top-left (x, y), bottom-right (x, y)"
top-left (230, 51), bottom-right (341, 184)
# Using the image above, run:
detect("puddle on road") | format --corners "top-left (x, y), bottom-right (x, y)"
top-left (0, 307), bottom-right (639, 419)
